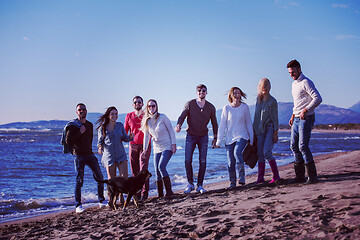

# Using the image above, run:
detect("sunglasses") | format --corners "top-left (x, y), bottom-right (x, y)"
top-left (197, 89), bottom-right (207, 93)
top-left (133, 101), bottom-right (142, 104)
top-left (148, 104), bottom-right (156, 108)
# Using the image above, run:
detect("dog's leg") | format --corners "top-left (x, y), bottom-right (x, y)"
top-left (112, 193), bottom-right (118, 210)
top-left (123, 194), bottom-right (132, 210)
top-left (109, 195), bottom-right (116, 210)
top-left (133, 194), bottom-right (139, 208)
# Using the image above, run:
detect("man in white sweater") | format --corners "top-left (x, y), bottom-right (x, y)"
top-left (287, 59), bottom-right (322, 184)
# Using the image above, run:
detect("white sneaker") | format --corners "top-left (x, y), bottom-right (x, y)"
top-left (196, 186), bottom-right (207, 194)
top-left (184, 184), bottom-right (195, 194)
top-left (99, 201), bottom-right (108, 208)
top-left (75, 205), bottom-right (85, 213)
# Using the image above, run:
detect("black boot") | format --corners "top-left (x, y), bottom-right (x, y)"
top-left (163, 176), bottom-right (174, 197)
top-left (156, 180), bottom-right (164, 197)
top-left (305, 161), bottom-right (319, 184)
top-left (290, 161), bottom-right (306, 183)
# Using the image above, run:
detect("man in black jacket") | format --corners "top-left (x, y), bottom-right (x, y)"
top-left (65, 103), bottom-right (105, 213)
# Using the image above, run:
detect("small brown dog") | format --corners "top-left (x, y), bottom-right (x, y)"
top-left (95, 169), bottom-right (152, 210)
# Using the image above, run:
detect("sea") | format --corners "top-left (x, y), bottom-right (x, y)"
top-left (0, 127), bottom-right (359, 223)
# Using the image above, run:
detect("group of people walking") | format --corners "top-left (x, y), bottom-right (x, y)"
top-left (62, 59), bottom-right (322, 213)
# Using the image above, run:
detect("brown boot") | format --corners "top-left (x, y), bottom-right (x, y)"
top-left (156, 180), bottom-right (164, 197)
top-left (163, 176), bottom-right (174, 197)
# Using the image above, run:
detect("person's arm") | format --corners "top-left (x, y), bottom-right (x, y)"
top-left (97, 127), bottom-right (104, 154)
top-left (301, 79), bottom-right (322, 119)
top-left (124, 113), bottom-right (130, 134)
top-left (120, 123), bottom-right (133, 142)
top-left (65, 125), bottom-right (82, 146)
top-left (210, 105), bottom-right (218, 148)
top-left (272, 98), bottom-right (279, 143)
top-left (163, 115), bottom-right (177, 154)
top-left (175, 101), bottom-right (190, 133)
top-left (245, 105), bottom-right (254, 146)
top-left (215, 106), bottom-right (227, 147)
top-left (142, 127), bottom-right (150, 152)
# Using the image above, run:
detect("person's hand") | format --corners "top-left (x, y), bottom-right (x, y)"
top-left (300, 108), bottom-right (308, 120)
top-left (171, 144), bottom-right (177, 154)
top-left (175, 124), bottom-right (181, 133)
top-left (273, 132), bottom-right (278, 143)
top-left (80, 125), bottom-right (86, 134)
top-left (211, 138), bottom-right (217, 149)
top-left (129, 132), bottom-right (135, 140)
top-left (289, 115), bottom-right (294, 127)
top-left (98, 146), bottom-right (102, 155)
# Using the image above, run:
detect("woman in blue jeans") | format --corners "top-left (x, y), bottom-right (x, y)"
top-left (253, 78), bottom-right (280, 184)
top-left (141, 99), bottom-right (177, 197)
top-left (216, 87), bottom-right (254, 189)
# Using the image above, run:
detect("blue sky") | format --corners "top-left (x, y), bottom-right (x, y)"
top-left (0, 0), bottom-right (359, 124)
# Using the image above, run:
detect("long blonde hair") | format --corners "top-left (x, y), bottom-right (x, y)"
top-left (257, 78), bottom-right (271, 103)
top-left (141, 99), bottom-right (159, 131)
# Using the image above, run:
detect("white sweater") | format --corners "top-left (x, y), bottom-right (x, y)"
top-left (143, 114), bottom-right (176, 153)
top-left (216, 103), bottom-right (254, 146)
top-left (292, 73), bottom-right (322, 117)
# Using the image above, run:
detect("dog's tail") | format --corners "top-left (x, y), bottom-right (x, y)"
top-left (93, 174), bottom-right (110, 184)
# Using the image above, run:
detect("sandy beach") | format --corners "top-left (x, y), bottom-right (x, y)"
top-left (1, 150), bottom-right (360, 239)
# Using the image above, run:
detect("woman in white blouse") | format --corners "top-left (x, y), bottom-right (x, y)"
top-left (215, 87), bottom-right (254, 189)
top-left (141, 99), bottom-right (176, 197)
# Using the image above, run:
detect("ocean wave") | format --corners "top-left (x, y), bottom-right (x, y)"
top-left (0, 128), bottom-right (52, 132)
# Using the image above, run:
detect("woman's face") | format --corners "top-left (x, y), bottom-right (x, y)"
top-left (260, 83), bottom-right (270, 95)
top-left (232, 89), bottom-right (241, 101)
top-left (147, 101), bottom-right (157, 115)
top-left (109, 109), bottom-right (118, 122)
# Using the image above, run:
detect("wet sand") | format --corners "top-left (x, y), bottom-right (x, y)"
top-left (1, 151), bottom-right (360, 239)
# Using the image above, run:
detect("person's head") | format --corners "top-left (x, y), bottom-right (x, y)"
top-left (141, 99), bottom-right (159, 130)
top-left (287, 59), bottom-right (302, 80)
top-left (146, 99), bottom-right (158, 116)
top-left (196, 84), bottom-right (207, 100)
top-left (76, 103), bottom-right (87, 120)
top-left (228, 87), bottom-right (246, 103)
top-left (132, 96), bottom-right (144, 111)
top-left (257, 78), bottom-right (271, 102)
top-left (96, 106), bottom-right (118, 134)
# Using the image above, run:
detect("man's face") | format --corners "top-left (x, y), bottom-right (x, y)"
top-left (288, 67), bottom-right (301, 80)
top-left (76, 105), bottom-right (87, 119)
top-left (132, 98), bottom-right (143, 111)
top-left (197, 88), bottom-right (207, 100)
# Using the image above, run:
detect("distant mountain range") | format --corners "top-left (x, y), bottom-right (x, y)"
top-left (1, 102), bottom-right (359, 130)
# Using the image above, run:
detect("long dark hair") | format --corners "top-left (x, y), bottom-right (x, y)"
top-left (96, 106), bottom-right (118, 136)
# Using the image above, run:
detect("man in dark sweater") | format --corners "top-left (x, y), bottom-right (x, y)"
top-left (175, 84), bottom-right (218, 194)
top-left (65, 103), bottom-right (105, 213)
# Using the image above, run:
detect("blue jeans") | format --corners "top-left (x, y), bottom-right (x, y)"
top-left (225, 138), bottom-right (248, 184)
top-left (257, 123), bottom-right (275, 163)
top-left (290, 114), bottom-right (315, 164)
top-left (185, 134), bottom-right (208, 186)
top-left (74, 154), bottom-right (105, 207)
top-left (154, 150), bottom-right (173, 181)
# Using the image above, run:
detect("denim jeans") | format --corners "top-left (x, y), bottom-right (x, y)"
top-left (74, 154), bottom-right (105, 207)
top-left (257, 122), bottom-right (275, 163)
top-left (154, 150), bottom-right (173, 181)
top-left (290, 114), bottom-right (315, 164)
top-left (185, 134), bottom-right (208, 187)
top-left (226, 138), bottom-right (248, 184)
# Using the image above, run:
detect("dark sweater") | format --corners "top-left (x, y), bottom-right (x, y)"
top-left (65, 120), bottom-right (93, 155)
top-left (177, 99), bottom-right (218, 137)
